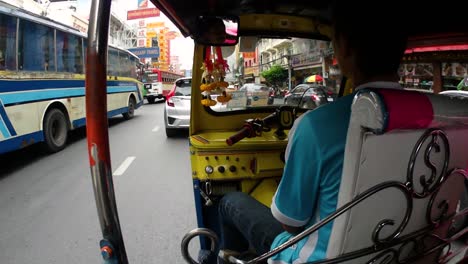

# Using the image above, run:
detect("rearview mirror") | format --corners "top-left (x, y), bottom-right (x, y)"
top-left (194, 16), bottom-right (239, 46)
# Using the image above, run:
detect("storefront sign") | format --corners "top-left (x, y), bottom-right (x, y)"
top-left (72, 17), bottom-right (88, 33)
top-left (291, 51), bottom-right (322, 67)
top-left (244, 66), bottom-right (259, 76)
top-left (127, 8), bottom-right (160, 20)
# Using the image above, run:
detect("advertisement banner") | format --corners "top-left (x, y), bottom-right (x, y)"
top-left (127, 8), bottom-right (160, 20)
top-left (128, 47), bottom-right (160, 58)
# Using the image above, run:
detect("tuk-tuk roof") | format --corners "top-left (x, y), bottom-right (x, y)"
top-left (150, 0), bottom-right (468, 45)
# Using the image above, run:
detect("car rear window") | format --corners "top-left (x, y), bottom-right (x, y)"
top-left (175, 79), bottom-right (191, 96)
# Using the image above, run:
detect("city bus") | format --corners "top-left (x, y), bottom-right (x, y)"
top-left (0, 4), bottom-right (143, 155)
top-left (141, 68), bottom-right (184, 103)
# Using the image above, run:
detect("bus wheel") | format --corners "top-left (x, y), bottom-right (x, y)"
top-left (43, 108), bottom-right (69, 153)
top-left (123, 96), bottom-right (136, 120)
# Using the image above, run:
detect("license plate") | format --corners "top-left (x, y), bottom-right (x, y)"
top-left (327, 98), bottom-right (334, 102)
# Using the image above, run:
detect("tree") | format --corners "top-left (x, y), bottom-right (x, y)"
top-left (261, 64), bottom-right (287, 88)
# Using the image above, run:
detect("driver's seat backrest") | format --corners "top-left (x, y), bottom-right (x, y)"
top-left (326, 89), bottom-right (468, 263)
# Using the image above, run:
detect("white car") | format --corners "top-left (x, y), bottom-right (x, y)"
top-left (439, 90), bottom-right (468, 98)
top-left (164, 77), bottom-right (192, 137)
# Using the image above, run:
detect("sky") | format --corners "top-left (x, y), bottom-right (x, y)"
top-left (76, 0), bottom-right (194, 70)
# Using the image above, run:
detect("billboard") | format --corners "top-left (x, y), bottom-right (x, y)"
top-left (128, 47), bottom-right (160, 58)
top-left (127, 8), bottom-right (160, 20)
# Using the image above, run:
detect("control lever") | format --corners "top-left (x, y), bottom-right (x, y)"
top-left (199, 188), bottom-right (213, 206)
top-left (226, 120), bottom-right (262, 146)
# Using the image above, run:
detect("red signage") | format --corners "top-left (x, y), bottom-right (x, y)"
top-left (127, 8), bottom-right (160, 20)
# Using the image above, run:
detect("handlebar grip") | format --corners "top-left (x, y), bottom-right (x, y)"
top-left (226, 126), bottom-right (253, 146)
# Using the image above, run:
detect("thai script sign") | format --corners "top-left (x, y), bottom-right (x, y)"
top-left (127, 8), bottom-right (160, 20)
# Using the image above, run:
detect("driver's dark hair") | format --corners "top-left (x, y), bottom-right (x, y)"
top-left (331, 1), bottom-right (409, 76)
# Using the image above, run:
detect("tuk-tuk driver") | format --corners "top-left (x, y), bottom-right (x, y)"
top-left (218, 1), bottom-right (408, 263)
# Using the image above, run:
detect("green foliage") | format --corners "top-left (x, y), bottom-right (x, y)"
top-left (261, 65), bottom-right (287, 86)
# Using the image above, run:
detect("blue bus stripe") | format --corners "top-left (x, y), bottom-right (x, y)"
top-left (0, 117), bottom-right (11, 138)
top-left (0, 79), bottom-right (139, 93)
top-left (0, 86), bottom-right (137, 105)
top-left (0, 131), bottom-right (44, 155)
top-left (72, 106), bottom-right (129, 128)
top-left (0, 104), bottom-right (16, 136)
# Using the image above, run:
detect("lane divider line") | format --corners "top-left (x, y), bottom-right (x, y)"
top-left (113, 156), bottom-right (136, 176)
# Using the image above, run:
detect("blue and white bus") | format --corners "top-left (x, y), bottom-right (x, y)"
top-left (0, 4), bottom-right (143, 154)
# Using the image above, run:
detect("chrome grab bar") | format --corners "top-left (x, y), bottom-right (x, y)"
top-left (181, 228), bottom-right (219, 264)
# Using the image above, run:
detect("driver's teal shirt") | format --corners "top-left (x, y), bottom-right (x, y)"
top-left (269, 94), bottom-right (354, 263)
top-left (269, 82), bottom-right (402, 263)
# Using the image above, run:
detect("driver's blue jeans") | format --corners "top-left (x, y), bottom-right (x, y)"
top-left (218, 192), bottom-right (283, 255)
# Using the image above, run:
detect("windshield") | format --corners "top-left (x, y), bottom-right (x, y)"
top-left (143, 72), bottom-right (159, 83)
top-left (205, 37), bottom-right (340, 112)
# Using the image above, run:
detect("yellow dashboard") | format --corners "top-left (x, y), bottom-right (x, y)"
top-left (189, 130), bottom-right (288, 181)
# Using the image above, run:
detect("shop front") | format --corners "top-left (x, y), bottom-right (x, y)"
top-left (401, 44), bottom-right (468, 93)
top-left (291, 51), bottom-right (322, 87)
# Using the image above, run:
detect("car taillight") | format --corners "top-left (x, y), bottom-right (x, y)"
top-left (327, 91), bottom-right (333, 95)
top-left (311, 94), bottom-right (319, 101)
top-left (166, 97), bottom-right (174, 107)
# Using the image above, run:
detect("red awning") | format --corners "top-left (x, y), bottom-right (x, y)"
top-left (405, 44), bottom-right (468, 54)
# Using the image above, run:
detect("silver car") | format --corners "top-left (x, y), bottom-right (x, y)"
top-left (164, 77), bottom-right (191, 137)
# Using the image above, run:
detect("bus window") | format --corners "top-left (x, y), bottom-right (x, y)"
top-left (130, 56), bottom-right (137, 79)
top-left (108, 48), bottom-right (119, 76)
top-left (18, 19), bottom-right (55, 71)
top-left (119, 52), bottom-right (130, 77)
top-left (83, 38), bottom-right (87, 70)
top-left (0, 14), bottom-right (17, 70)
top-left (56, 31), bottom-right (83, 73)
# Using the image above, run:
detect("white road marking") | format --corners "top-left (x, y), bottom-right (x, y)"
top-left (152, 126), bottom-right (160, 132)
top-left (113, 156), bottom-right (136, 176)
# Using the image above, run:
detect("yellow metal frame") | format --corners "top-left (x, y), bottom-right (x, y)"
top-left (187, 14), bottom-right (337, 208)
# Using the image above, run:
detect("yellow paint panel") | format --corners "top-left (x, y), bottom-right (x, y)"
top-left (250, 179), bottom-right (279, 208)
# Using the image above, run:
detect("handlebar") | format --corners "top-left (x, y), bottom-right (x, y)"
top-left (226, 106), bottom-right (296, 146)
top-left (226, 124), bottom-right (254, 146)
